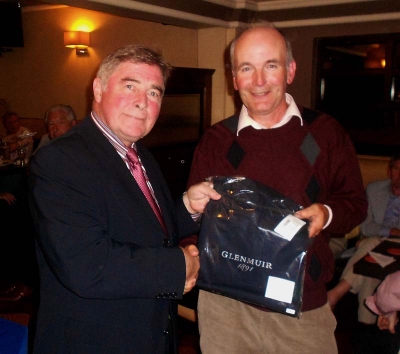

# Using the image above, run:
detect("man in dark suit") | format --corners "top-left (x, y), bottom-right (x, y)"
top-left (29, 44), bottom-right (220, 354)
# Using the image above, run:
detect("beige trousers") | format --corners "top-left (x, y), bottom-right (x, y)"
top-left (198, 291), bottom-right (337, 354)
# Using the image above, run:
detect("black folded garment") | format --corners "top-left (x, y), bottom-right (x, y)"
top-left (197, 176), bottom-right (312, 318)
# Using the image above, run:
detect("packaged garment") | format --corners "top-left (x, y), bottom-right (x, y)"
top-left (197, 176), bottom-right (311, 317)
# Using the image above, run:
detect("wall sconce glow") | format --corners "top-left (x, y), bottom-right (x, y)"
top-left (71, 19), bottom-right (94, 33)
top-left (64, 31), bottom-right (90, 56)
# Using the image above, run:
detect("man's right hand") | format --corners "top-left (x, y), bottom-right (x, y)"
top-left (181, 245), bottom-right (200, 294)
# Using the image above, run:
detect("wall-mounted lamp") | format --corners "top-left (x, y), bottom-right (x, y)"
top-left (64, 31), bottom-right (90, 56)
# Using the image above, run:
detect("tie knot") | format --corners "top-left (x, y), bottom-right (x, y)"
top-left (127, 147), bottom-right (139, 166)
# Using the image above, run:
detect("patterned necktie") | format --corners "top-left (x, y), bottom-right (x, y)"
top-left (126, 147), bottom-right (167, 235)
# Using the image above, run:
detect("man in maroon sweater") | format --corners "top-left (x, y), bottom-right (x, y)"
top-left (186, 22), bottom-right (367, 353)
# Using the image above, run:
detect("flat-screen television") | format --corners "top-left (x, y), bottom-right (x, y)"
top-left (0, 1), bottom-right (24, 48)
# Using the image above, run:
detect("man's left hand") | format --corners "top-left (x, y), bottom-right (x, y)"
top-left (295, 203), bottom-right (329, 238)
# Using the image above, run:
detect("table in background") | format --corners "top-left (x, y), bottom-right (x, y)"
top-left (353, 239), bottom-right (400, 280)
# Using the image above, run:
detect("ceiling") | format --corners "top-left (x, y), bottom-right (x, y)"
top-left (20, 0), bottom-right (400, 29)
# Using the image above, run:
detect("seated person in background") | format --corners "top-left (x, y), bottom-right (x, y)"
top-left (1, 111), bottom-right (34, 161)
top-left (365, 270), bottom-right (400, 354)
top-left (35, 104), bottom-right (77, 152)
top-left (328, 152), bottom-right (400, 353)
top-left (366, 270), bottom-right (400, 335)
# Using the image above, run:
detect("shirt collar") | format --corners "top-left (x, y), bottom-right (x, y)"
top-left (90, 111), bottom-right (135, 158)
top-left (237, 93), bottom-right (303, 136)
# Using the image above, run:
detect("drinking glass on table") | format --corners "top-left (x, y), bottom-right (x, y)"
top-left (16, 147), bottom-right (26, 167)
top-left (1, 142), bottom-right (10, 160)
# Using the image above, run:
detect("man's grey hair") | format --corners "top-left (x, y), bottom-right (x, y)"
top-left (44, 104), bottom-right (76, 125)
top-left (96, 44), bottom-right (172, 93)
top-left (229, 21), bottom-right (294, 73)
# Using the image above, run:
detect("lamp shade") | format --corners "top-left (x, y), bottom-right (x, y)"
top-left (64, 31), bottom-right (90, 48)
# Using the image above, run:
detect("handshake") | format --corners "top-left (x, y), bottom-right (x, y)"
top-left (181, 244), bottom-right (200, 295)
top-left (180, 180), bottom-right (221, 294)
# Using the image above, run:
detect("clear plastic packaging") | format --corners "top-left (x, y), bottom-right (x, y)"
top-left (197, 176), bottom-right (312, 317)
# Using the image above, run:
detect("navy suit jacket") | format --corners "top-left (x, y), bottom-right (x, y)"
top-left (29, 116), bottom-right (198, 354)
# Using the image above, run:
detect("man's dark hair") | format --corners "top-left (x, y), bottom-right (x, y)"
top-left (1, 111), bottom-right (18, 124)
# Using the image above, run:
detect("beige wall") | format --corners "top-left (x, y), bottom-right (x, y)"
top-left (0, 6), bottom-right (198, 128)
top-left (198, 27), bottom-right (236, 125)
top-left (1, 5), bottom-right (399, 133)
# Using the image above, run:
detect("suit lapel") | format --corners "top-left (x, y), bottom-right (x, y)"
top-left (78, 117), bottom-right (173, 237)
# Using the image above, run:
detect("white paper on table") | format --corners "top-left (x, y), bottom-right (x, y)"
top-left (368, 251), bottom-right (396, 268)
